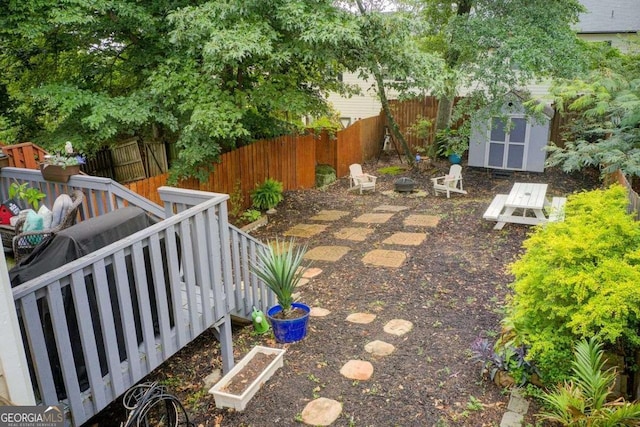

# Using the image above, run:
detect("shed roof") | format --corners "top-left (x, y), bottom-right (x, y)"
top-left (577, 0), bottom-right (640, 34)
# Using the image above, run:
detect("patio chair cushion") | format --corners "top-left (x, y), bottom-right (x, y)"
top-left (38, 205), bottom-right (53, 229)
top-left (51, 194), bottom-right (73, 228)
top-left (23, 210), bottom-right (44, 244)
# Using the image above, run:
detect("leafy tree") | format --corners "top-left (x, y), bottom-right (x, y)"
top-left (158, 0), bottom-right (362, 180)
top-left (410, 0), bottom-right (586, 137)
top-left (546, 38), bottom-right (640, 180)
top-left (349, 0), bottom-right (444, 163)
top-left (0, 1), bottom-right (365, 180)
top-left (0, 0), bottom-right (190, 153)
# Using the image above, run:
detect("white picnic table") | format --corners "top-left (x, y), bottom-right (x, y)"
top-left (484, 182), bottom-right (559, 230)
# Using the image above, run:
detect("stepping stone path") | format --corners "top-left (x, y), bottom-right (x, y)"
top-left (278, 204), bottom-right (511, 425)
top-left (310, 307), bottom-right (331, 317)
top-left (403, 214), bottom-right (440, 227)
top-left (284, 223), bottom-right (328, 237)
top-left (302, 267), bottom-right (323, 279)
top-left (340, 360), bottom-right (374, 380)
top-left (373, 204), bottom-right (409, 212)
top-left (383, 232), bottom-right (426, 246)
top-left (364, 340), bottom-right (395, 356)
top-left (383, 319), bottom-right (414, 336)
top-left (346, 313), bottom-right (377, 324)
top-left (353, 213), bottom-right (394, 224)
top-left (333, 227), bottom-right (373, 241)
top-left (301, 398), bottom-right (342, 426)
top-left (362, 249), bottom-right (406, 268)
top-left (309, 210), bottom-right (350, 221)
top-left (304, 245), bottom-right (350, 262)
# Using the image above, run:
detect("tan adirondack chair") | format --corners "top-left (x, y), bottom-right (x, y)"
top-left (349, 164), bottom-right (377, 194)
top-left (431, 164), bottom-right (467, 198)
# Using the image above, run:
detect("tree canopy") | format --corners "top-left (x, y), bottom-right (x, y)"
top-left (0, 0), bottom-right (364, 180)
top-left (546, 38), bottom-right (640, 180)
top-left (411, 0), bottom-right (587, 134)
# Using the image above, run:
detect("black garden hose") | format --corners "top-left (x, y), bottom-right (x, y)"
top-left (121, 382), bottom-right (194, 427)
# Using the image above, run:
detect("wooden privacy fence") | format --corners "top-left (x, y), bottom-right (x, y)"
top-left (126, 119), bottom-right (386, 210)
top-left (128, 133), bottom-right (318, 209)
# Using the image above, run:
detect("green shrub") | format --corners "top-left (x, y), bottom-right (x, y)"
top-left (241, 209), bottom-right (262, 223)
top-left (506, 185), bottom-right (640, 384)
top-left (250, 178), bottom-right (283, 210)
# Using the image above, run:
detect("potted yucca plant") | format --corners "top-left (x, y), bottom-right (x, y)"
top-left (251, 238), bottom-right (310, 343)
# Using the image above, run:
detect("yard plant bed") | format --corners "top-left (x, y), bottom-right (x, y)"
top-left (86, 158), bottom-right (600, 427)
top-left (218, 352), bottom-right (277, 395)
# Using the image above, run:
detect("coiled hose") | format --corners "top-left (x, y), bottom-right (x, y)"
top-left (121, 382), bottom-right (194, 427)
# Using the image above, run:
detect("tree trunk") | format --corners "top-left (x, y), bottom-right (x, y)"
top-left (355, 0), bottom-right (414, 165)
top-left (371, 67), bottom-right (414, 164)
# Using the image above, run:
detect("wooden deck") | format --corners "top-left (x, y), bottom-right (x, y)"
top-left (0, 168), bottom-right (273, 426)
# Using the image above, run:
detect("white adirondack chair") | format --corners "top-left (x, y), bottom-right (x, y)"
top-left (431, 164), bottom-right (467, 198)
top-left (349, 164), bottom-right (377, 194)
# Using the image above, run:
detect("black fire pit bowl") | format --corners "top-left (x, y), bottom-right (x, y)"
top-left (394, 177), bottom-right (416, 193)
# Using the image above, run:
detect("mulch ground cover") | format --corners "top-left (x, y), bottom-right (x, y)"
top-left (86, 156), bottom-right (600, 427)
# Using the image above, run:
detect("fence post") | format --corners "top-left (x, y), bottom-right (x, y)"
top-left (0, 250), bottom-right (36, 405)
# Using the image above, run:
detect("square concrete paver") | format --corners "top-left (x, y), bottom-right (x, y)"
top-left (404, 214), bottom-right (440, 227)
top-left (383, 232), bottom-right (426, 246)
top-left (373, 205), bottom-right (409, 212)
top-left (284, 223), bottom-right (328, 238)
top-left (310, 210), bottom-right (350, 221)
top-left (305, 246), bottom-right (351, 262)
top-left (353, 213), bottom-right (394, 224)
top-left (362, 249), bottom-right (406, 268)
top-left (334, 227), bottom-right (373, 241)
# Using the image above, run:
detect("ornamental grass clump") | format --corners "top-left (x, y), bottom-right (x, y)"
top-left (251, 238), bottom-right (309, 319)
top-left (250, 178), bottom-right (283, 211)
top-left (538, 338), bottom-right (640, 426)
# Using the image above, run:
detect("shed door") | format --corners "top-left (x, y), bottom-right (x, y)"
top-left (486, 117), bottom-right (529, 170)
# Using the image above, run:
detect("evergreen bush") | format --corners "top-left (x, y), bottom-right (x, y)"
top-left (506, 185), bottom-right (640, 383)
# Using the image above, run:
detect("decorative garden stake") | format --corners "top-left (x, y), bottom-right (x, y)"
top-left (252, 307), bottom-right (270, 334)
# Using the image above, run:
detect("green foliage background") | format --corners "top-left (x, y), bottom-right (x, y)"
top-left (506, 185), bottom-right (640, 383)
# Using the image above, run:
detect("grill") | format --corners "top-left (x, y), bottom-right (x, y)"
top-left (394, 177), bottom-right (416, 193)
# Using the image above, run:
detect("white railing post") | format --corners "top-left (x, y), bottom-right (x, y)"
top-left (0, 250), bottom-right (35, 405)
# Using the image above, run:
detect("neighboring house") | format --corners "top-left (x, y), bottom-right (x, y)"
top-left (576, 0), bottom-right (640, 51)
top-left (326, 1), bottom-right (640, 123)
top-left (325, 72), bottom-right (402, 127)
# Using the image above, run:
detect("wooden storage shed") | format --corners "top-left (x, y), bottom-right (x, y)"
top-left (468, 94), bottom-right (554, 173)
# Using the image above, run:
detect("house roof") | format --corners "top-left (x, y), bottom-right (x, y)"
top-left (577, 0), bottom-right (640, 34)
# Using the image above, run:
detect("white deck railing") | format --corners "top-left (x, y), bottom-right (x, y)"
top-left (1, 171), bottom-right (272, 426)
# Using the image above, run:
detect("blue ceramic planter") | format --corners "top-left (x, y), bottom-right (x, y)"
top-left (267, 302), bottom-right (310, 343)
top-left (448, 154), bottom-right (462, 164)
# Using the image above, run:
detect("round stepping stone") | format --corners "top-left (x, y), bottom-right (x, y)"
top-left (346, 312), bottom-right (376, 324)
top-left (364, 340), bottom-right (396, 356)
top-left (340, 360), bottom-right (374, 380)
top-left (302, 267), bottom-right (323, 279)
top-left (383, 319), bottom-right (413, 336)
top-left (310, 307), bottom-right (331, 317)
top-left (301, 397), bottom-right (342, 426)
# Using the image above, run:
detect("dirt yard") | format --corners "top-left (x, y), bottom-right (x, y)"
top-left (86, 157), bottom-right (600, 427)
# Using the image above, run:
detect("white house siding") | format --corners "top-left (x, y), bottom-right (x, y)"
top-left (326, 72), bottom-right (404, 125)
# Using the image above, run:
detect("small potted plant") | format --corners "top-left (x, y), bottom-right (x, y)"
top-left (40, 153), bottom-right (85, 182)
top-left (251, 238), bottom-right (311, 343)
top-left (437, 128), bottom-right (468, 164)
